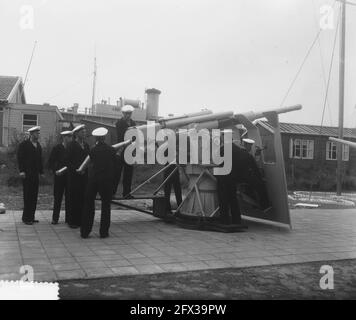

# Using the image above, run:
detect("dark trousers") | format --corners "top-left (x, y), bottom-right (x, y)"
top-left (217, 176), bottom-right (242, 225)
top-left (22, 174), bottom-right (39, 223)
top-left (52, 174), bottom-right (70, 223)
top-left (163, 165), bottom-right (182, 211)
top-left (81, 179), bottom-right (113, 237)
top-left (113, 156), bottom-right (133, 197)
top-left (238, 171), bottom-right (271, 210)
top-left (68, 172), bottom-right (87, 226)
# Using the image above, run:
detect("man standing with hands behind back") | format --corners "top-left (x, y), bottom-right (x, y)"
top-left (66, 124), bottom-right (90, 228)
top-left (48, 130), bottom-right (73, 225)
top-left (17, 126), bottom-right (44, 225)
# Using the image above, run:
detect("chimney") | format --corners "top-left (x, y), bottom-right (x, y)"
top-left (72, 103), bottom-right (79, 113)
top-left (145, 88), bottom-right (161, 120)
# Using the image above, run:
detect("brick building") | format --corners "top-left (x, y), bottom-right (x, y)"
top-left (257, 121), bottom-right (356, 191)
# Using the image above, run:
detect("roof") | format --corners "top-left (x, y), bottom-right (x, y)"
top-left (258, 121), bottom-right (356, 139)
top-left (0, 76), bottom-right (25, 103)
top-left (0, 76), bottom-right (19, 100)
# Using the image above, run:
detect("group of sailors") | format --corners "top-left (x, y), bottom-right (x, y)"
top-left (17, 105), bottom-right (137, 238)
top-left (16, 104), bottom-right (271, 236)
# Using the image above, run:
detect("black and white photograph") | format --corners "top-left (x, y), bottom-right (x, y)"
top-left (0, 0), bottom-right (356, 304)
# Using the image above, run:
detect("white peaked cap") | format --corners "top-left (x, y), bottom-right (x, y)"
top-left (60, 130), bottom-right (73, 136)
top-left (122, 105), bottom-right (134, 113)
top-left (72, 124), bottom-right (85, 133)
top-left (28, 126), bottom-right (41, 133)
top-left (92, 127), bottom-right (108, 137)
top-left (243, 138), bottom-right (255, 144)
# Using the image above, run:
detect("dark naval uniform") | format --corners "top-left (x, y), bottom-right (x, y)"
top-left (67, 140), bottom-right (90, 227)
top-left (114, 118), bottom-right (136, 196)
top-left (48, 143), bottom-right (70, 223)
top-left (81, 141), bottom-right (116, 238)
top-left (163, 145), bottom-right (182, 211)
top-left (17, 139), bottom-right (43, 223)
top-left (216, 143), bottom-right (270, 224)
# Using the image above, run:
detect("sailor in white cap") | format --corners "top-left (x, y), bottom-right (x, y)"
top-left (114, 105), bottom-right (136, 197)
top-left (242, 138), bottom-right (255, 154)
top-left (66, 124), bottom-right (90, 228)
top-left (215, 131), bottom-right (271, 227)
top-left (48, 130), bottom-right (73, 225)
top-left (17, 126), bottom-right (44, 225)
top-left (80, 127), bottom-right (117, 239)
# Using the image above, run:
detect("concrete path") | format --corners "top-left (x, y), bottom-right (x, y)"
top-left (0, 209), bottom-right (355, 282)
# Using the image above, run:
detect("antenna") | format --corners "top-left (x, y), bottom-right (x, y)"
top-left (91, 46), bottom-right (97, 114)
top-left (20, 40), bottom-right (37, 100)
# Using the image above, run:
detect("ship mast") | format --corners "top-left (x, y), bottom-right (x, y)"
top-left (91, 50), bottom-right (97, 114)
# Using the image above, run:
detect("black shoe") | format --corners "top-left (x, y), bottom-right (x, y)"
top-left (100, 234), bottom-right (109, 239)
top-left (69, 225), bottom-right (80, 229)
top-left (51, 221), bottom-right (58, 225)
top-left (81, 234), bottom-right (89, 239)
top-left (23, 221), bottom-right (33, 225)
top-left (32, 220), bottom-right (39, 223)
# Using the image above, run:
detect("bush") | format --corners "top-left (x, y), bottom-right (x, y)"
top-left (0, 131), bottom-right (56, 187)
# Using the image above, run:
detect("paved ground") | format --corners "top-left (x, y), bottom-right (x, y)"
top-left (59, 259), bottom-right (356, 299)
top-left (0, 209), bottom-right (355, 282)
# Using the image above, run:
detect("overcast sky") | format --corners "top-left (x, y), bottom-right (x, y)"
top-left (1, 0), bottom-right (356, 126)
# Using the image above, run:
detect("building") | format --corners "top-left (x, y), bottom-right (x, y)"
top-left (60, 88), bottom-right (162, 145)
top-left (0, 76), bottom-right (63, 147)
top-left (257, 121), bottom-right (356, 191)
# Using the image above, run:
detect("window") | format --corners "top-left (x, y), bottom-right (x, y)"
top-left (289, 139), bottom-right (314, 159)
top-left (23, 114), bottom-right (38, 132)
top-left (326, 141), bottom-right (349, 161)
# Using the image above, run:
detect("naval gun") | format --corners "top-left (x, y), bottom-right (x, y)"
top-left (78, 104), bottom-right (302, 230)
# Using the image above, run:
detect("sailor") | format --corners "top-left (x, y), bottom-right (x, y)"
top-left (48, 130), bottom-right (72, 225)
top-left (242, 138), bottom-right (255, 154)
top-left (66, 124), bottom-right (90, 228)
top-left (114, 105), bottom-right (136, 198)
top-left (17, 126), bottom-right (44, 225)
top-left (80, 127), bottom-right (116, 239)
top-left (216, 135), bottom-right (271, 226)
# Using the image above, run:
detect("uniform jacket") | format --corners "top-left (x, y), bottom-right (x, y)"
top-left (17, 140), bottom-right (43, 176)
top-left (219, 143), bottom-right (261, 181)
top-left (115, 118), bottom-right (136, 143)
top-left (88, 141), bottom-right (117, 181)
top-left (48, 143), bottom-right (68, 173)
top-left (66, 140), bottom-right (90, 175)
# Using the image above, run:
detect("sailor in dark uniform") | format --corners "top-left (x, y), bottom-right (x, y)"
top-left (80, 127), bottom-right (116, 239)
top-left (114, 105), bottom-right (136, 198)
top-left (216, 136), bottom-right (271, 225)
top-left (66, 124), bottom-right (90, 228)
top-left (17, 126), bottom-right (44, 225)
top-left (48, 130), bottom-right (72, 225)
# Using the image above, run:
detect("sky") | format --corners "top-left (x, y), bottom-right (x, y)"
top-left (1, 0), bottom-right (356, 126)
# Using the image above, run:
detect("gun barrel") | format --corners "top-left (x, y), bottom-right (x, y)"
top-left (164, 111), bottom-right (234, 129)
top-left (329, 137), bottom-right (356, 149)
top-left (237, 104), bottom-right (302, 122)
top-left (159, 110), bottom-right (212, 122)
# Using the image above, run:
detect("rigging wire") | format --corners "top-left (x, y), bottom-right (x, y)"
top-left (311, 0), bottom-right (334, 126)
top-left (279, 0), bottom-right (338, 107)
top-left (318, 3), bottom-right (340, 135)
